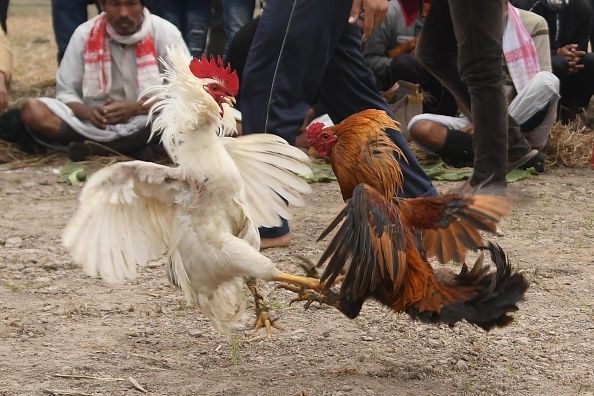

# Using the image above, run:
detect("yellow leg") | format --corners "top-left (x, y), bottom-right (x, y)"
top-left (246, 278), bottom-right (284, 336)
top-left (272, 272), bottom-right (322, 290)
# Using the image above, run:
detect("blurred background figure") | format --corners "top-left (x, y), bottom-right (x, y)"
top-left (512, 0), bottom-right (594, 123)
top-left (222, 0), bottom-right (255, 56)
top-left (148, 0), bottom-right (212, 57)
top-left (51, 0), bottom-right (99, 63)
top-left (408, 5), bottom-right (557, 173)
top-left (363, 0), bottom-right (457, 117)
top-left (0, 10), bottom-right (12, 113)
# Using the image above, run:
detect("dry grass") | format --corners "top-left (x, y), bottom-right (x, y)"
top-left (7, 0), bottom-right (58, 103)
top-left (544, 121), bottom-right (594, 168)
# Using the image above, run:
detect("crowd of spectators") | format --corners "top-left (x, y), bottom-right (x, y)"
top-left (0, 0), bottom-right (590, 249)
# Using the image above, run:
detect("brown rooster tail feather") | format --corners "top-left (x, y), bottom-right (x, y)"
top-left (408, 192), bottom-right (511, 264)
top-left (407, 242), bottom-right (529, 330)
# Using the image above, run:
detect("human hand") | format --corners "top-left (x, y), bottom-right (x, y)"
top-left (86, 106), bottom-right (108, 129)
top-left (349, 0), bottom-right (389, 41)
top-left (557, 44), bottom-right (585, 74)
top-left (101, 100), bottom-right (142, 124)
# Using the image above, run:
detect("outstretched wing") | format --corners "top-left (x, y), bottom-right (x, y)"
top-left (317, 183), bottom-right (409, 299)
top-left (398, 193), bottom-right (511, 264)
top-left (222, 133), bottom-right (313, 228)
top-left (63, 161), bottom-right (191, 283)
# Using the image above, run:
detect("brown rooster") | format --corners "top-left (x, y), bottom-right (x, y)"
top-left (305, 109), bottom-right (510, 264)
top-left (284, 184), bottom-right (528, 329)
top-left (284, 109), bottom-right (529, 329)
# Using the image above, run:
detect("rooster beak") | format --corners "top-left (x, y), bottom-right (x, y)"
top-left (222, 96), bottom-right (236, 106)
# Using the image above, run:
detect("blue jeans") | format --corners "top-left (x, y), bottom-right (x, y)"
top-left (150, 0), bottom-right (211, 57)
top-left (51, 0), bottom-right (97, 62)
top-left (223, 0), bottom-right (255, 54)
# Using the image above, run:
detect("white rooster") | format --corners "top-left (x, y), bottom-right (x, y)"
top-left (63, 47), bottom-right (321, 333)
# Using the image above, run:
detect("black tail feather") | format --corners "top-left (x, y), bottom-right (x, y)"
top-left (407, 242), bottom-right (529, 330)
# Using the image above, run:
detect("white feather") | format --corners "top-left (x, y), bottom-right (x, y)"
top-left (63, 45), bottom-right (312, 332)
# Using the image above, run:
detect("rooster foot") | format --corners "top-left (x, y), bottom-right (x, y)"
top-left (246, 278), bottom-right (284, 337)
top-left (253, 308), bottom-right (285, 336)
top-left (277, 284), bottom-right (340, 310)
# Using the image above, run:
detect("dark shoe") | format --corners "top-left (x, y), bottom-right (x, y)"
top-left (519, 151), bottom-right (545, 173)
top-left (67, 142), bottom-right (91, 162)
top-left (507, 149), bottom-right (539, 173)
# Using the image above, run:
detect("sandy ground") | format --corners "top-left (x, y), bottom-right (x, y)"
top-left (0, 162), bottom-right (593, 396)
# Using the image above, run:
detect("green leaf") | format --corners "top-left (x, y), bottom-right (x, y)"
top-left (59, 161), bottom-right (87, 185)
top-left (301, 162), bottom-right (337, 184)
top-left (421, 160), bottom-right (536, 183)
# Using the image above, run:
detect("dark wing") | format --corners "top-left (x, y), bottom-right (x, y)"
top-left (398, 193), bottom-right (511, 264)
top-left (317, 184), bottom-right (409, 299)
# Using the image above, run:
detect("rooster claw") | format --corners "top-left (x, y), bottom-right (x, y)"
top-left (253, 310), bottom-right (285, 337)
top-left (277, 283), bottom-right (333, 310)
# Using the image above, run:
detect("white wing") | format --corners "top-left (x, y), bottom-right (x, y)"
top-left (63, 161), bottom-right (191, 283)
top-left (222, 134), bottom-right (313, 228)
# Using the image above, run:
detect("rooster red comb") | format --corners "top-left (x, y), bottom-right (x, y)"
top-left (305, 122), bottom-right (326, 142)
top-left (189, 55), bottom-right (239, 97)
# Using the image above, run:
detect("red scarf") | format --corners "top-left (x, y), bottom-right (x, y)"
top-left (399, 0), bottom-right (426, 26)
top-left (82, 12), bottom-right (160, 98)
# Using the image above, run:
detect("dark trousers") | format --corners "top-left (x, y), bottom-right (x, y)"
top-left (51, 0), bottom-right (97, 62)
top-left (552, 54), bottom-right (594, 109)
top-left (242, 0), bottom-right (436, 237)
top-left (416, 0), bottom-right (532, 186)
top-left (149, 0), bottom-right (211, 57)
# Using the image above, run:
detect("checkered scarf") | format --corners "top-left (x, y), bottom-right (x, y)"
top-left (503, 4), bottom-right (540, 92)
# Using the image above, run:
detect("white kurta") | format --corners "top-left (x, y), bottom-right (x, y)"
top-left (40, 12), bottom-right (189, 142)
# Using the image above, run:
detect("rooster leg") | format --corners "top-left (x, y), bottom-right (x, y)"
top-left (272, 272), bottom-right (322, 290)
top-left (246, 278), bottom-right (284, 336)
top-left (277, 284), bottom-right (341, 310)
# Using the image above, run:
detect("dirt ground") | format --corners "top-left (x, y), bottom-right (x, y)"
top-left (0, 160), bottom-right (593, 396)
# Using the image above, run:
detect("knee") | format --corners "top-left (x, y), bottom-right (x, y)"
top-left (20, 99), bottom-right (60, 133)
top-left (459, 58), bottom-right (503, 88)
top-left (20, 99), bottom-right (46, 127)
top-left (408, 119), bottom-right (447, 151)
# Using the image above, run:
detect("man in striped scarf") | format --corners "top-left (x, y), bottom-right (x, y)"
top-left (20, 0), bottom-right (188, 160)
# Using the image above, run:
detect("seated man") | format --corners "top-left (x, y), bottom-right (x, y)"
top-left (364, 0), bottom-right (457, 116)
top-left (0, 24), bottom-right (12, 113)
top-left (408, 5), bottom-right (558, 172)
top-left (20, 0), bottom-right (188, 161)
top-left (514, 0), bottom-right (594, 122)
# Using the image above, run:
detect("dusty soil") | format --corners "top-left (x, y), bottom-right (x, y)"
top-left (0, 161), bottom-right (593, 396)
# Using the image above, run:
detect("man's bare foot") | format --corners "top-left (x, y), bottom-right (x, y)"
top-left (260, 233), bottom-right (292, 250)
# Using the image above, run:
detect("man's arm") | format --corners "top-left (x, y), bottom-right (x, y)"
top-left (364, 3), bottom-right (398, 77)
